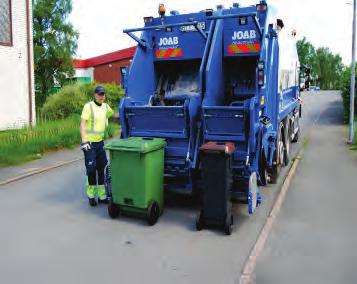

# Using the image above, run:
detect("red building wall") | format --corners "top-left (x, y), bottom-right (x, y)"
top-left (93, 58), bottom-right (131, 86)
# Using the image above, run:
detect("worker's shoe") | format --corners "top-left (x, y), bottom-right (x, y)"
top-left (88, 198), bottom-right (97, 207)
top-left (98, 198), bottom-right (109, 204)
top-left (97, 185), bottom-right (107, 204)
top-left (86, 185), bottom-right (97, 200)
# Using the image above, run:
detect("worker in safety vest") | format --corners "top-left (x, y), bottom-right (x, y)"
top-left (80, 86), bottom-right (114, 206)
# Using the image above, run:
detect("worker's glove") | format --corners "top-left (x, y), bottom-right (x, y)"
top-left (81, 142), bottom-right (91, 152)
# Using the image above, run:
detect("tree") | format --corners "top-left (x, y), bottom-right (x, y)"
top-left (297, 37), bottom-right (316, 69)
top-left (297, 38), bottom-right (344, 90)
top-left (33, 0), bottom-right (78, 107)
top-left (315, 48), bottom-right (343, 89)
top-left (297, 37), bottom-right (319, 84)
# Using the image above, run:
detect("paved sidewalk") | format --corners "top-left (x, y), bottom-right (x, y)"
top-left (257, 92), bottom-right (357, 283)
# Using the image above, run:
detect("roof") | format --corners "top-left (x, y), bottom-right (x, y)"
top-left (73, 46), bottom-right (136, 68)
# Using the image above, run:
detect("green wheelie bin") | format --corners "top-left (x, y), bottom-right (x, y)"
top-left (104, 137), bottom-right (166, 225)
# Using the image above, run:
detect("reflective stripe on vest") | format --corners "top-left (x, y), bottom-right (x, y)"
top-left (85, 102), bottom-right (108, 135)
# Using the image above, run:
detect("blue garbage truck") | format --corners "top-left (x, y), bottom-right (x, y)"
top-left (119, 1), bottom-right (301, 216)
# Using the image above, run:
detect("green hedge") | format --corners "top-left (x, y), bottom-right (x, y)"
top-left (41, 82), bottom-right (124, 120)
top-left (339, 67), bottom-right (357, 122)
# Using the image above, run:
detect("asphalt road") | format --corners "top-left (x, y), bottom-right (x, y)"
top-left (0, 91), bottom-right (337, 284)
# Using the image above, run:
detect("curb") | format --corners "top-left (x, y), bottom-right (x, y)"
top-left (0, 158), bottom-right (83, 187)
top-left (239, 150), bottom-right (303, 284)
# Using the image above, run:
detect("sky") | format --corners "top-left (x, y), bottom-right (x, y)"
top-left (70, 0), bottom-right (353, 65)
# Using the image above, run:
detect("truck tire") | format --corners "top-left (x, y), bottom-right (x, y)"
top-left (292, 128), bottom-right (300, 143)
top-left (270, 123), bottom-right (284, 184)
top-left (259, 149), bottom-right (269, 186)
top-left (283, 119), bottom-right (290, 166)
top-left (259, 134), bottom-right (269, 186)
top-left (292, 109), bottom-right (301, 143)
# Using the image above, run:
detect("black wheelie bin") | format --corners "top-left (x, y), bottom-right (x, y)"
top-left (196, 142), bottom-right (235, 235)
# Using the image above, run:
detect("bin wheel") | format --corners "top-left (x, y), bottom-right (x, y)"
top-left (108, 202), bottom-right (120, 219)
top-left (147, 201), bottom-right (160, 226)
top-left (196, 210), bottom-right (204, 231)
top-left (224, 214), bottom-right (233, 235)
top-left (248, 172), bottom-right (259, 215)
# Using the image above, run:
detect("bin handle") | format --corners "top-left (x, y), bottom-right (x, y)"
top-left (142, 137), bottom-right (154, 140)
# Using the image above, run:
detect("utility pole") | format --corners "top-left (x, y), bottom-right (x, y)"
top-left (349, 0), bottom-right (356, 143)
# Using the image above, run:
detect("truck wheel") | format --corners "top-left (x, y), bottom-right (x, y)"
top-left (270, 150), bottom-right (279, 184)
top-left (270, 124), bottom-right (284, 184)
top-left (292, 115), bottom-right (300, 143)
top-left (108, 202), bottom-right (120, 219)
top-left (292, 128), bottom-right (300, 143)
top-left (147, 201), bottom-right (160, 226)
top-left (284, 120), bottom-right (290, 166)
top-left (259, 147), bottom-right (269, 186)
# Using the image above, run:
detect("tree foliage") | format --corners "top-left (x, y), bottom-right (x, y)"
top-left (315, 47), bottom-right (343, 89)
top-left (297, 37), bottom-right (317, 69)
top-left (33, 0), bottom-right (78, 107)
top-left (297, 37), bottom-right (343, 90)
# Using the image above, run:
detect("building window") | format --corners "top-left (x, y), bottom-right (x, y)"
top-left (0, 0), bottom-right (12, 46)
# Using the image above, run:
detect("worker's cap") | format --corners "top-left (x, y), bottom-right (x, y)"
top-left (94, 86), bottom-right (105, 94)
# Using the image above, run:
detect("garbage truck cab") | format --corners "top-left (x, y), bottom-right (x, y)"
top-left (120, 7), bottom-right (216, 194)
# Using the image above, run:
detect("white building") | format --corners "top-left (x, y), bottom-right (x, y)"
top-left (0, 0), bottom-right (35, 130)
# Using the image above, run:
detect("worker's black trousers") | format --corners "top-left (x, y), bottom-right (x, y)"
top-left (83, 141), bottom-right (108, 185)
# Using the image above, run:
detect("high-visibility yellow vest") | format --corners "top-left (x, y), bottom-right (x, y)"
top-left (81, 101), bottom-right (114, 142)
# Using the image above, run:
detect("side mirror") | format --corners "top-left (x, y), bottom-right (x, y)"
top-left (120, 66), bottom-right (129, 93)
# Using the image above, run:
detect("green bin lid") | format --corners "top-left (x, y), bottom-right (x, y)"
top-left (105, 137), bottom-right (166, 153)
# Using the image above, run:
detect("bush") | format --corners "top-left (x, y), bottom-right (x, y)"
top-left (339, 67), bottom-right (357, 122)
top-left (41, 82), bottom-right (124, 120)
top-left (41, 84), bottom-right (87, 120)
top-left (79, 82), bottom-right (124, 111)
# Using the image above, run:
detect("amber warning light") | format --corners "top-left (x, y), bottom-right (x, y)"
top-left (159, 4), bottom-right (166, 16)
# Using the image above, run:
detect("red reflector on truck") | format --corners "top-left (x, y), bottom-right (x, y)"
top-left (156, 48), bottom-right (183, 58)
top-left (257, 4), bottom-right (267, 11)
top-left (258, 70), bottom-right (264, 86)
top-left (227, 43), bottom-right (261, 54)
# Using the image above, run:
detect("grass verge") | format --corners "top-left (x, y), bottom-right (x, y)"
top-left (0, 115), bottom-right (120, 167)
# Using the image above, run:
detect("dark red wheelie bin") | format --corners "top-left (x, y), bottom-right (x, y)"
top-left (196, 142), bottom-right (235, 235)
